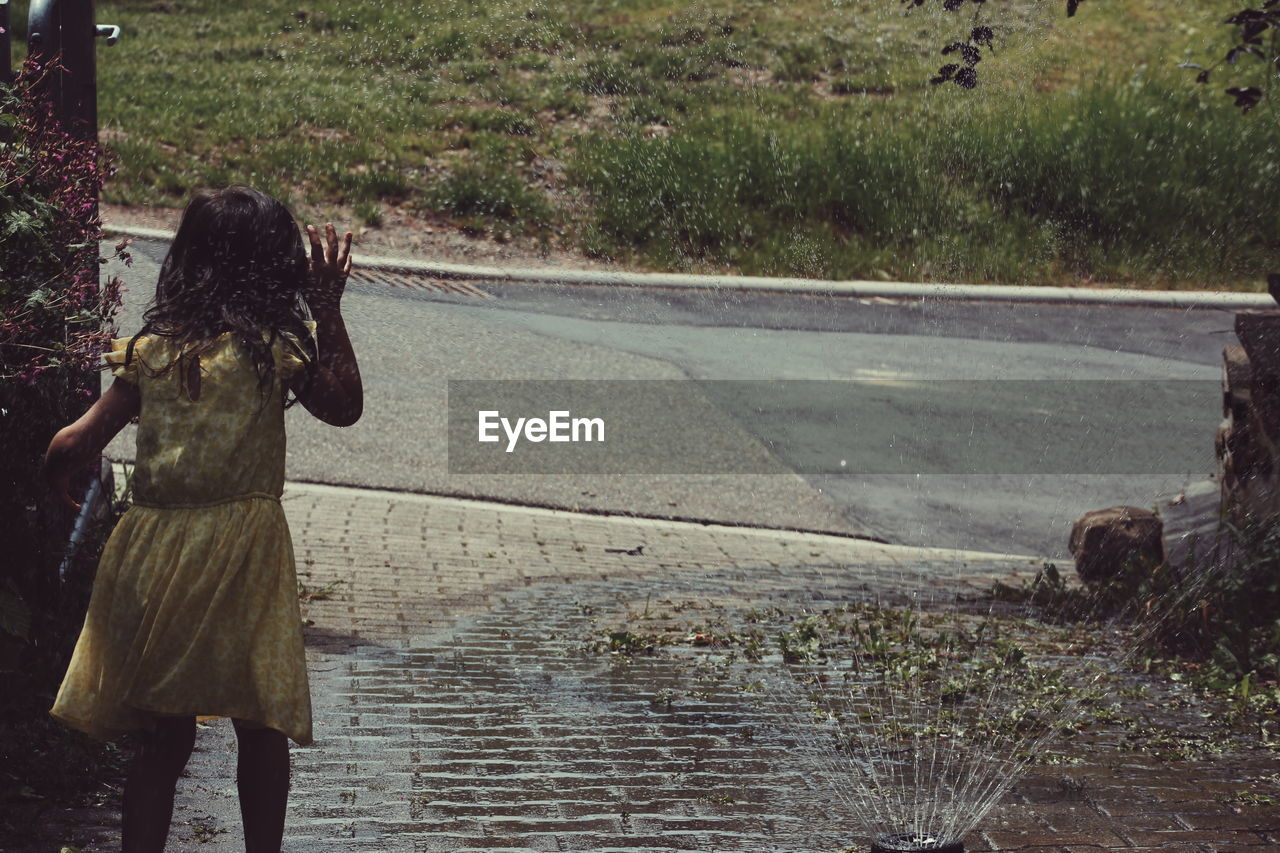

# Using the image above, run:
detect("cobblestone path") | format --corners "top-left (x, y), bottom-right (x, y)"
top-left (31, 483), bottom-right (1280, 852)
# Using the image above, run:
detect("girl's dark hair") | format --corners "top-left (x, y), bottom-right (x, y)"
top-left (126, 186), bottom-right (317, 402)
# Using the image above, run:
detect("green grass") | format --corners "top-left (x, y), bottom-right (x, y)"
top-left (7, 0), bottom-right (1276, 286)
top-left (572, 76), bottom-right (1280, 283)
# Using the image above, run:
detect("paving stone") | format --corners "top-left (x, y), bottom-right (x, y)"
top-left (26, 482), bottom-right (1280, 853)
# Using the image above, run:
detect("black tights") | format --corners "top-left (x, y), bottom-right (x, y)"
top-left (122, 716), bottom-right (289, 853)
top-left (233, 719), bottom-right (290, 853)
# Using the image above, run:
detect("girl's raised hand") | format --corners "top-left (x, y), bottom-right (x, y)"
top-left (304, 223), bottom-right (353, 308)
top-left (294, 222), bottom-right (364, 427)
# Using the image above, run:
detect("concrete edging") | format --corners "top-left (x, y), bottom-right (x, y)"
top-left (281, 478), bottom-right (1043, 564)
top-left (104, 223), bottom-right (1277, 310)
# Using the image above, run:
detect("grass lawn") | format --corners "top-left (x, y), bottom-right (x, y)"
top-left (7, 0), bottom-right (1278, 287)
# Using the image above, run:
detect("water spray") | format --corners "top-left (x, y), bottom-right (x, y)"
top-left (733, 526), bottom-right (1252, 852)
top-left (870, 833), bottom-right (963, 853)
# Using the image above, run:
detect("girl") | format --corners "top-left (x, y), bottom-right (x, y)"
top-left (43, 186), bottom-right (363, 853)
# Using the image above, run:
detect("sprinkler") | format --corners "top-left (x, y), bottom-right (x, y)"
top-left (870, 833), bottom-right (964, 853)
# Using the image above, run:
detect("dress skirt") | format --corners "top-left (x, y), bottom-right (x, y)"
top-left (51, 494), bottom-right (313, 746)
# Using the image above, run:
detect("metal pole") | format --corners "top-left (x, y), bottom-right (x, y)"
top-left (27, 0), bottom-right (98, 142)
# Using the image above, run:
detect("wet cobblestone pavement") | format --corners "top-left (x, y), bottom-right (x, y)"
top-left (294, 578), bottom-right (838, 852)
top-left (287, 574), bottom-right (1280, 853)
top-left (29, 483), bottom-right (1280, 852)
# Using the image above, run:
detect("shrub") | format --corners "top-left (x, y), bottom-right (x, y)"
top-left (425, 155), bottom-right (551, 229)
top-left (2, 62), bottom-right (123, 621)
top-left (0, 60), bottom-right (128, 828)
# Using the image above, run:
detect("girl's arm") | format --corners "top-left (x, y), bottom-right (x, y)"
top-left (290, 223), bottom-right (363, 428)
top-left (43, 378), bottom-right (141, 510)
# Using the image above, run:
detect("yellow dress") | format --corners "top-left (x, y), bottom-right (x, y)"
top-left (51, 326), bottom-right (316, 746)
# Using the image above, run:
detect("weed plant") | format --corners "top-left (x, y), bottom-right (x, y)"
top-left (994, 512), bottom-right (1280, 704)
top-left (596, 596), bottom-right (1104, 751)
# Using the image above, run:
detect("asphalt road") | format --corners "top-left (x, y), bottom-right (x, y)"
top-left (103, 236), bottom-right (1233, 561)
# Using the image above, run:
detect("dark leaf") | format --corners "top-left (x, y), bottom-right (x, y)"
top-left (1225, 10), bottom-right (1268, 25)
top-left (1196, 69), bottom-right (1211, 84)
top-left (942, 41), bottom-right (982, 65)
top-left (943, 0), bottom-right (965, 10)
top-left (1067, 0), bottom-right (1080, 17)
top-left (1225, 86), bottom-right (1263, 112)
top-left (971, 26), bottom-right (994, 46)
top-left (1225, 45), bottom-right (1266, 62)
top-left (931, 63), bottom-right (959, 84)
top-left (955, 66), bottom-right (978, 88)
top-left (1242, 20), bottom-right (1269, 44)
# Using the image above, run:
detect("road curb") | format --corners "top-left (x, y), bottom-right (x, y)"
top-left (106, 463), bottom-right (1040, 564)
top-left (280, 478), bottom-right (1044, 564)
top-left (103, 224), bottom-right (1277, 310)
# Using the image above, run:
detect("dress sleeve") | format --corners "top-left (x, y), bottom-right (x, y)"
top-left (279, 321), bottom-right (318, 380)
top-left (103, 336), bottom-right (146, 385)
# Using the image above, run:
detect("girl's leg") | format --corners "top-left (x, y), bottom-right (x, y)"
top-left (232, 718), bottom-right (290, 853)
top-left (123, 715), bottom-right (197, 853)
